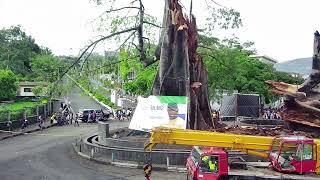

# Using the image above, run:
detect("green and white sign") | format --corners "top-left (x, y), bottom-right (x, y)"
top-left (129, 96), bottom-right (188, 131)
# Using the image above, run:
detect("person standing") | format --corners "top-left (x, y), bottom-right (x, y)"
top-left (74, 113), bottom-right (80, 127)
top-left (70, 112), bottom-right (73, 124)
top-left (38, 115), bottom-right (43, 130)
top-left (21, 118), bottom-right (28, 131)
top-left (50, 114), bottom-right (56, 125)
top-left (6, 120), bottom-right (12, 131)
top-left (87, 112), bottom-right (92, 123)
top-left (92, 111), bottom-right (96, 122)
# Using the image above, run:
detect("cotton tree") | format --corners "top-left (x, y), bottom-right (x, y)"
top-left (62, 0), bottom-right (242, 130)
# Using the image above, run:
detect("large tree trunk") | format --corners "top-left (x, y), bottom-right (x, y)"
top-left (151, 0), bottom-right (214, 130)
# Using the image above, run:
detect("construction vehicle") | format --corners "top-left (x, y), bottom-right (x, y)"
top-left (144, 127), bottom-right (320, 179)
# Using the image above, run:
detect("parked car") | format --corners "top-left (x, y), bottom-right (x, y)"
top-left (78, 109), bottom-right (94, 122)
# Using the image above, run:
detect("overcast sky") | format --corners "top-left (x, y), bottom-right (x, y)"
top-left (1, 0), bottom-right (319, 62)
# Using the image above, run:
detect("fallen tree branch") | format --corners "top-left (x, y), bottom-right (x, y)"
top-left (57, 26), bottom-right (139, 81)
top-left (129, 42), bottom-right (139, 51)
top-left (113, 30), bottom-right (137, 52)
top-left (143, 59), bottom-right (159, 67)
top-left (104, 6), bottom-right (140, 13)
top-left (80, 43), bottom-right (98, 71)
top-left (209, 0), bottom-right (228, 9)
top-left (143, 21), bottom-right (162, 28)
top-left (84, 60), bottom-right (125, 75)
top-left (198, 45), bottom-right (217, 51)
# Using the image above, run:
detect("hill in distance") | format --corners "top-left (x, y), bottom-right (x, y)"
top-left (275, 57), bottom-right (312, 75)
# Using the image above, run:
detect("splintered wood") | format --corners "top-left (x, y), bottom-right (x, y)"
top-left (266, 31), bottom-right (320, 130)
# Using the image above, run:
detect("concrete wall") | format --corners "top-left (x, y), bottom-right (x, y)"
top-left (82, 136), bottom-right (190, 166)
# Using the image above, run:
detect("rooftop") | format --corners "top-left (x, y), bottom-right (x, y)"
top-left (250, 54), bottom-right (278, 63)
top-left (19, 81), bottom-right (48, 86)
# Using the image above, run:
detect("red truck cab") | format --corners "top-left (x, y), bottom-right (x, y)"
top-left (186, 146), bottom-right (228, 180)
top-left (268, 136), bottom-right (317, 174)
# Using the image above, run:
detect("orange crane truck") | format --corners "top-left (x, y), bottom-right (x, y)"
top-left (144, 127), bottom-right (320, 180)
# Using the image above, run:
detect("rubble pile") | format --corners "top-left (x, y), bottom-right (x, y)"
top-left (213, 125), bottom-right (318, 138)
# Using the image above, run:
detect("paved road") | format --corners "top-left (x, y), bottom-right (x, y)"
top-left (0, 87), bottom-right (185, 180)
top-left (65, 86), bottom-right (106, 113)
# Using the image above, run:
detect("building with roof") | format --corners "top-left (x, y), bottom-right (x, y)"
top-left (17, 81), bottom-right (48, 97)
top-left (250, 55), bottom-right (278, 66)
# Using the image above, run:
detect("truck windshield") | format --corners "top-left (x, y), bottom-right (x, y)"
top-left (200, 155), bottom-right (219, 173)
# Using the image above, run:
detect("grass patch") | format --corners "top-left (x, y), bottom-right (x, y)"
top-left (0, 101), bottom-right (38, 111)
top-left (0, 99), bottom-right (48, 122)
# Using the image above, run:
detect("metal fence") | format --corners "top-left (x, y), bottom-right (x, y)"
top-left (74, 135), bottom-right (190, 167)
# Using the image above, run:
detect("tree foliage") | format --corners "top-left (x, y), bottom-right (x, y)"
top-left (199, 35), bottom-right (303, 103)
top-left (0, 26), bottom-right (41, 76)
top-left (0, 70), bottom-right (18, 101)
top-left (118, 48), bottom-right (157, 95)
top-left (31, 54), bottom-right (68, 82)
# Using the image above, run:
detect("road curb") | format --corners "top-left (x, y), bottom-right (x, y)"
top-left (72, 144), bottom-right (186, 172)
top-left (0, 123), bottom-right (56, 141)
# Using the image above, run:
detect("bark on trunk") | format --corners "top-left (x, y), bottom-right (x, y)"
top-left (151, 0), bottom-right (214, 130)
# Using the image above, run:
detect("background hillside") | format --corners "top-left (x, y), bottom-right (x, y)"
top-left (275, 57), bottom-right (312, 75)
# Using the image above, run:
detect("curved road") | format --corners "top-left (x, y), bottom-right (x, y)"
top-left (0, 87), bottom-right (184, 180)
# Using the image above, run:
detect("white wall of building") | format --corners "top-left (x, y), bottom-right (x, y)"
top-left (19, 86), bottom-right (35, 97)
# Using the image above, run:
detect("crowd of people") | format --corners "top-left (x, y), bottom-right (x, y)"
top-left (4, 101), bottom-right (134, 132)
top-left (115, 108), bottom-right (132, 121)
top-left (261, 108), bottom-right (282, 120)
top-left (50, 102), bottom-right (78, 126)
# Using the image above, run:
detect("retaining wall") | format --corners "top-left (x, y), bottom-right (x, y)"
top-left (79, 135), bottom-right (190, 166)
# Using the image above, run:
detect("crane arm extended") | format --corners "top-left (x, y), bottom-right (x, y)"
top-left (145, 127), bottom-right (274, 158)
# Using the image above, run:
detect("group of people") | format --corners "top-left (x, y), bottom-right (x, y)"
top-left (115, 108), bottom-right (132, 121)
top-left (262, 108), bottom-right (282, 120)
top-left (4, 100), bottom-right (133, 132)
top-left (87, 110), bottom-right (98, 123)
top-left (51, 102), bottom-right (79, 126)
top-left (6, 116), bottom-right (38, 132)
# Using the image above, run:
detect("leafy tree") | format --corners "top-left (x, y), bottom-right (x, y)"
top-left (274, 71), bottom-right (304, 84)
top-left (199, 36), bottom-right (303, 103)
top-left (117, 48), bottom-right (157, 95)
top-left (31, 54), bottom-right (67, 82)
top-left (0, 70), bottom-right (18, 101)
top-left (0, 26), bottom-right (41, 75)
top-left (124, 62), bottom-right (158, 95)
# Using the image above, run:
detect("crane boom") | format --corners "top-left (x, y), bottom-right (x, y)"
top-left (145, 127), bottom-right (320, 174)
top-left (145, 127), bottom-right (274, 158)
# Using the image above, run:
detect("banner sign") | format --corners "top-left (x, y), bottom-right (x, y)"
top-left (129, 96), bottom-right (188, 131)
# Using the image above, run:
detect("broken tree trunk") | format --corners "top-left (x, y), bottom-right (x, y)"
top-left (267, 31), bottom-right (320, 129)
top-left (151, 0), bottom-right (214, 130)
